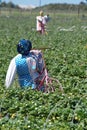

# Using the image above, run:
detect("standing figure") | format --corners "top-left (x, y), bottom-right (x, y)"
top-left (36, 10), bottom-right (46, 34)
top-left (5, 39), bottom-right (49, 91)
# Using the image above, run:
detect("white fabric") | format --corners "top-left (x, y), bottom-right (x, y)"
top-left (5, 54), bottom-right (21, 88)
top-left (5, 58), bottom-right (16, 88)
top-left (36, 16), bottom-right (42, 31)
top-left (36, 16), bottom-right (46, 31)
top-left (27, 50), bottom-right (44, 81)
top-left (26, 56), bottom-right (39, 81)
top-left (42, 16), bottom-right (47, 24)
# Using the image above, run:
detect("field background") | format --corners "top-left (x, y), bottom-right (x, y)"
top-left (0, 8), bottom-right (87, 130)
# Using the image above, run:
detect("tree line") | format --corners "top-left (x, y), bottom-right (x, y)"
top-left (0, 1), bottom-right (19, 9)
top-left (0, 1), bottom-right (87, 11)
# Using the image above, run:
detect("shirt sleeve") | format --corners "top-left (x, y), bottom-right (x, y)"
top-left (5, 58), bottom-right (16, 88)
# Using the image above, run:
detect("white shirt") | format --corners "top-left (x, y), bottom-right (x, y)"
top-left (5, 55), bottom-right (18, 88)
top-left (36, 16), bottom-right (46, 31)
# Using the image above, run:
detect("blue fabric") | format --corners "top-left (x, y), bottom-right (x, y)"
top-left (15, 55), bottom-right (34, 88)
top-left (17, 39), bottom-right (32, 55)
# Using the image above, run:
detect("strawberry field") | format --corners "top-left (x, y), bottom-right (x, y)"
top-left (0, 12), bottom-right (87, 130)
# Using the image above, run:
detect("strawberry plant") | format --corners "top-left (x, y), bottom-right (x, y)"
top-left (0, 12), bottom-right (87, 129)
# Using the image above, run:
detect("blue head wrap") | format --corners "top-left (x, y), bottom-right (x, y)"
top-left (17, 39), bottom-right (32, 55)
